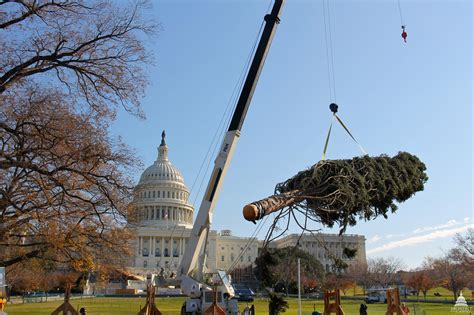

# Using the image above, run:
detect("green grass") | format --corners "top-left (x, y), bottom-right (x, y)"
top-left (342, 286), bottom-right (473, 301)
top-left (5, 297), bottom-right (466, 315)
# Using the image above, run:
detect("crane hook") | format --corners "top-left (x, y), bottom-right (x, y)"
top-left (401, 25), bottom-right (407, 43)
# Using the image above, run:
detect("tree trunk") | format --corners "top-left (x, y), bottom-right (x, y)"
top-left (243, 190), bottom-right (302, 221)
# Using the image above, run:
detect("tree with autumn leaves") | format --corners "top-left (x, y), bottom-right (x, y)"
top-left (255, 247), bottom-right (325, 295)
top-left (429, 229), bottom-right (473, 301)
top-left (402, 268), bottom-right (436, 301)
top-left (0, 0), bottom-right (156, 281)
top-left (403, 229), bottom-right (473, 302)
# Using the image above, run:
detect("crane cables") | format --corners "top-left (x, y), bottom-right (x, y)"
top-left (226, 214), bottom-right (268, 275)
top-left (397, 0), bottom-right (408, 43)
top-left (320, 0), bottom-right (367, 160)
top-left (187, 4), bottom-right (274, 275)
top-left (321, 0), bottom-right (337, 103)
top-left (397, 0), bottom-right (405, 27)
top-left (188, 17), bottom-right (266, 206)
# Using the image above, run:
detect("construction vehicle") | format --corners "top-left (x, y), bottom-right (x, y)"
top-left (170, 1), bottom-right (286, 314)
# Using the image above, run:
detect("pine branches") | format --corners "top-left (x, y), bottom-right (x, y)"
top-left (244, 152), bottom-right (428, 234)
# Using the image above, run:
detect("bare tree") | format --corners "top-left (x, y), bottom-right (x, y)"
top-left (346, 261), bottom-right (371, 295)
top-left (453, 229), bottom-right (474, 267)
top-left (367, 257), bottom-right (404, 289)
top-left (1, 0), bottom-right (156, 272)
top-left (1, 0), bottom-right (155, 117)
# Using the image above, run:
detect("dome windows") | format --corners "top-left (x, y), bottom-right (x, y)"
top-left (131, 138), bottom-right (193, 228)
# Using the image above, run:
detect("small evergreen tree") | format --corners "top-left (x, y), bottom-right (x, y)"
top-left (268, 292), bottom-right (288, 315)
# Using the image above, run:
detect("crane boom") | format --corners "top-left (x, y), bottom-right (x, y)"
top-left (178, 0), bottom-right (285, 280)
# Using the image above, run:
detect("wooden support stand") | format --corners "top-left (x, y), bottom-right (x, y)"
top-left (385, 288), bottom-right (407, 315)
top-left (323, 289), bottom-right (345, 315)
top-left (0, 297), bottom-right (6, 313)
top-left (137, 284), bottom-right (161, 315)
top-left (51, 286), bottom-right (78, 315)
top-left (203, 286), bottom-right (225, 315)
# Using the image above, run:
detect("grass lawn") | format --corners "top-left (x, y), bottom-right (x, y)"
top-left (342, 286), bottom-right (473, 302)
top-left (4, 297), bottom-right (464, 315)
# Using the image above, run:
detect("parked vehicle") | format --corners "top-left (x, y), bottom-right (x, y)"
top-left (364, 291), bottom-right (387, 304)
top-left (233, 287), bottom-right (255, 302)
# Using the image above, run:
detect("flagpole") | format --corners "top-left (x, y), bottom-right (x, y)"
top-left (298, 258), bottom-right (301, 315)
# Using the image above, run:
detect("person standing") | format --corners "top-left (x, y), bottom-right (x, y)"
top-left (359, 303), bottom-right (368, 315)
top-left (249, 304), bottom-right (255, 315)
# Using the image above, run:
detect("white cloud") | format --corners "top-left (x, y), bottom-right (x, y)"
top-left (368, 235), bottom-right (381, 244)
top-left (367, 224), bottom-right (473, 255)
top-left (412, 219), bottom-right (466, 234)
top-left (386, 233), bottom-right (406, 239)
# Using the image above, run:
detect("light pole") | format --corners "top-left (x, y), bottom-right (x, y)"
top-left (298, 258), bottom-right (301, 315)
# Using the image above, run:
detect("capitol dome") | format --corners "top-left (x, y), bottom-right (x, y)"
top-left (455, 292), bottom-right (468, 307)
top-left (138, 138), bottom-right (185, 186)
top-left (131, 131), bottom-right (194, 228)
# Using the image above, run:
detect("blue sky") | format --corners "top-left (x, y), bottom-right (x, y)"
top-left (111, 0), bottom-right (472, 269)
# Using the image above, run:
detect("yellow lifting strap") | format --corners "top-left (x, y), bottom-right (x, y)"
top-left (322, 103), bottom-right (367, 160)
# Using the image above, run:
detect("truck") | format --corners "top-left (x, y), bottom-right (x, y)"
top-left (365, 289), bottom-right (388, 304)
top-left (165, 1), bottom-right (286, 314)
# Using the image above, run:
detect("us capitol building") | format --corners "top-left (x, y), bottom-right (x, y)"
top-left (127, 131), bottom-right (366, 280)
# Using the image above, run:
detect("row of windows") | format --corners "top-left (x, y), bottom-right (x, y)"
top-left (301, 241), bottom-right (359, 249)
top-left (140, 238), bottom-right (187, 257)
top-left (221, 255), bottom-right (253, 263)
top-left (143, 172), bottom-right (181, 181)
top-left (219, 245), bottom-right (257, 252)
top-left (138, 190), bottom-right (188, 201)
top-left (138, 206), bottom-right (192, 222)
top-left (142, 247), bottom-right (179, 257)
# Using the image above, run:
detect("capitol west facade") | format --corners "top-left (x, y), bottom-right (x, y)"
top-left (128, 132), bottom-right (366, 278)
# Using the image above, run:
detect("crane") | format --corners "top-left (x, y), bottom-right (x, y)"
top-left (174, 1), bottom-right (285, 314)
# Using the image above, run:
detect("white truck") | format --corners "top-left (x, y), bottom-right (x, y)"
top-left (365, 290), bottom-right (388, 304)
top-left (165, 1), bottom-right (286, 314)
